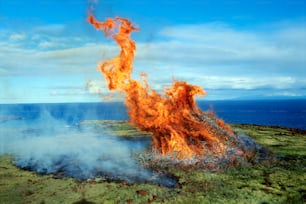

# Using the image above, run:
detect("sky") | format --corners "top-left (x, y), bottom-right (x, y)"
top-left (0, 0), bottom-right (306, 103)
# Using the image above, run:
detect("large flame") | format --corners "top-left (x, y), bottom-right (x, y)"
top-left (87, 14), bottom-right (240, 159)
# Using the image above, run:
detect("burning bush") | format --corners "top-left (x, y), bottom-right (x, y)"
top-left (87, 14), bottom-right (258, 162)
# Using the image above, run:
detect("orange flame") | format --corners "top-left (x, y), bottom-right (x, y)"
top-left (87, 14), bottom-right (240, 159)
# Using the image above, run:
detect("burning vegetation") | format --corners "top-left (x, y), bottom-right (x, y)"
top-left (87, 14), bottom-right (253, 162)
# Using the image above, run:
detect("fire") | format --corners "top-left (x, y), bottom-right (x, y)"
top-left (87, 14), bottom-right (241, 159)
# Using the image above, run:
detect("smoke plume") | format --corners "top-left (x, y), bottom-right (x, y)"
top-left (0, 105), bottom-right (176, 186)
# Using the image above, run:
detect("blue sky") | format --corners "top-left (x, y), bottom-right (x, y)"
top-left (0, 0), bottom-right (306, 103)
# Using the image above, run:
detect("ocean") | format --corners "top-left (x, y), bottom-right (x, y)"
top-left (0, 100), bottom-right (305, 130)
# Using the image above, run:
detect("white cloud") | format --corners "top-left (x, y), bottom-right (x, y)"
top-left (278, 91), bottom-right (304, 97)
top-left (135, 22), bottom-right (306, 77)
top-left (0, 39), bottom-right (116, 76)
top-left (174, 75), bottom-right (300, 90)
top-left (86, 80), bottom-right (103, 94)
top-left (49, 89), bottom-right (86, 96)
top-left (1, 20), bottom-right (306, 102)
top-left (9, 33), bottom-right (26, 41)
top-left (38, 41), bottom-right (57, 48)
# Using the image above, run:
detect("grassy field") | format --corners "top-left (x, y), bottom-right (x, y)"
top-left (0, 121), bottom-right (305, 204)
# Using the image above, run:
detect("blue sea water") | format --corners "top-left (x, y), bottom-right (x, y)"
top-left (198, 100), bottom-right (306, 130)
top-left (0, 100), bottom-right (305, 130)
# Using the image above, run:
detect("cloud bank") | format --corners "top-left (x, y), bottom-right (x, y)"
top-left (0, 20), bottom-right (305, 102)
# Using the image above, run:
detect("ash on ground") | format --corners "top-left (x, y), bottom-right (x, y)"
top-left (137, 133), bottom-right (274, 172)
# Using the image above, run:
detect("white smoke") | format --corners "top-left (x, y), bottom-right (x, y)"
top-left (86, 80), bottom-right (103, 94)
top-left (0, 107), bottom-right (176, 186)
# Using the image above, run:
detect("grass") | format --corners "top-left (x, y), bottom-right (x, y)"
top-left (0, 121), bottom-right (305, 203)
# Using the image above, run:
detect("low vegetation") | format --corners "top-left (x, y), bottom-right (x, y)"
top-left (0, 121), bottom-right (305, 203)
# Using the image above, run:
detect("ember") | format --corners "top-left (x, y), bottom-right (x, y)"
top-left (87, 14), bottom-right (248, 160)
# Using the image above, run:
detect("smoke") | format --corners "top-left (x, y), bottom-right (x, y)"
top-left (0, 105), bottom-right (176, 187)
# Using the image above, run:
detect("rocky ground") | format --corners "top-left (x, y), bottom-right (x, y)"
top-left (0, 121), bottom-right (305, 203)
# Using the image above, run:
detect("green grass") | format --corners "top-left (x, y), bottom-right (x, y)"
top-left (232, 124), bottom-right (306, 157)
top-left (1, 121), bottom-right (305, 203)
top-left (80, 120), bottom-right (151, 139)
